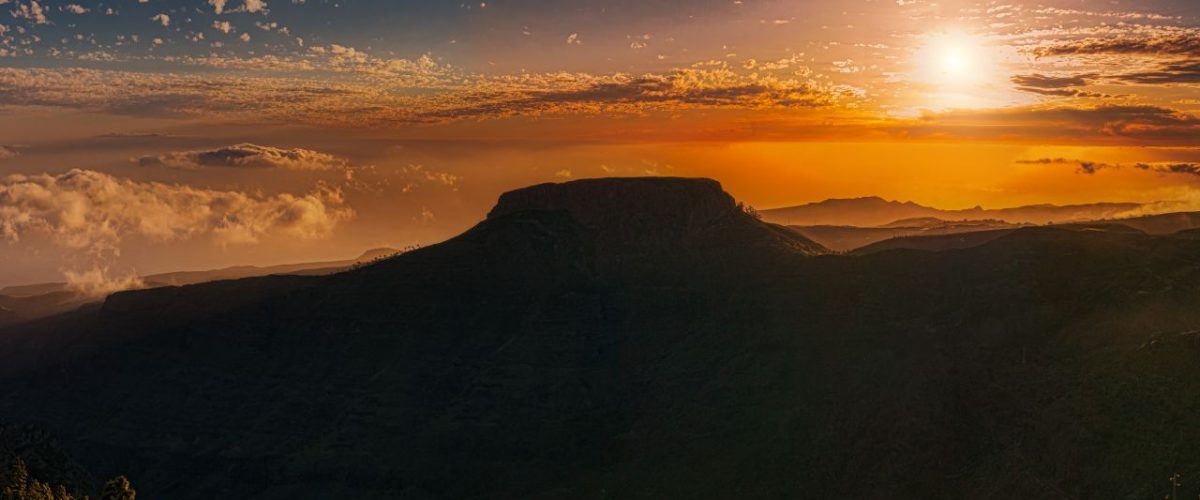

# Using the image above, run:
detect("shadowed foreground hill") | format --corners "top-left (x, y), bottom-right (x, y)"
top-left (0, 248), bottom-right (399, 328)
top-left (5, 178), bottom-right (1200, 499)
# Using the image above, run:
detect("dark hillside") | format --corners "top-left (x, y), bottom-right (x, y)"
top-left (4, 178), bottom-right (1200, 499)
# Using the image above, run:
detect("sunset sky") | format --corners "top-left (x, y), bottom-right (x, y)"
top-left (1, 0), bottom-right (1198, 287)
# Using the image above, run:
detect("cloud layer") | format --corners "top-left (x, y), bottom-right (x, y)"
top-left (0, 169), bottom-right (354, 255)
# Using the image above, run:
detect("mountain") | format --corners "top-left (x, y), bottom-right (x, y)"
top-left (792, 218), bottom-right (1024, 252)
top-left (850, 227), bottom-right (1021, 255)
top-left (760, 196), bottom-right (1146, 226)
top-left (487, 177), bottom-right (829, 263)
top-left (1097, 211), bottom-right (1200, 235)
top-left (848, 216), bottom-right (1200, 255)
top-left (0, 248), bottom-right (398, 327)
top-left (781, 203), bottom-right (1200, 253)
top-left (0, 291), bottom-right (99, 328)
top-left (0, 248), bottom-right (398, 298)
top-left (5, 177), bottom-right (1200, 498)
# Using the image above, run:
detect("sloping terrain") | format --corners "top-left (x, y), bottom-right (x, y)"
top-left (4, 178), bottom-right (1200, 499)
top-left (1103, 211), bottom-right (1200, 235)
top-left (0, 248), bottom-right (398, 328)
top-left (792, 218), bottom-right (1023, 252)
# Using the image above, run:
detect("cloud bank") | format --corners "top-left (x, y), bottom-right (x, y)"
top-left (0, 169), bottom-right (354, 255)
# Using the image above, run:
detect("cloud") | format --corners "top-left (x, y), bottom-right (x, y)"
top-left (0, 63), bottom-right (852, 127)
top-left (10, 1), bottom-right (48, 24)
top-left (0, 169), bottom-right (354, 255)
top-left (1016, 157), bottom-right (1115, 174)
top-left (63, 268), bottom-right (145, 297)
top-left (0, 146), bottom-right (18, 160)
top-left (1113, 61), bottom-right (1200, 85)
top-left (1033, 30), bottom-right (1200, 57)
top-left (1017, 158), bottom-right (1200, 177)
top-left (1013, 87), bottom-right (1113, 98)
top-left (241, 0), bottom-right (267, 14)
top-left (1010, 73), bottom-right (1097, 89)
top-left (912, 105), bottom-right (1200, 142)
top-left (397, 164), bottom-right (461, 191)
top-left (1134, 162), bottom-right (1200, 176)
top-left (414, 66), bottom-right (853, 122)
top-left (136, 144), bottom-right (348, 171)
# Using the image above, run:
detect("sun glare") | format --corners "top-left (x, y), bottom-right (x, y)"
top-left (906, 30), bottom-right (1007, 109)
top-left (942, 47), bottom-right (970, 77)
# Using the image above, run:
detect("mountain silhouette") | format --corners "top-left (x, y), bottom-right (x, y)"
top-left (792, 218), bottom-right (1024, 252)
top-left (783, 206), bottom-right (1200, 253)
top-left (761, 196), bottom-right (1147, 227)
top-left (4, 178), bottom-right (1200, 499)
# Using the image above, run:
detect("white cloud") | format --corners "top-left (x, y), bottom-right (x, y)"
top-left (10, 1), bottom-right (48, 24)
top-left (242, 0), bottom-right (267, 13)
top-left (63, 268), bottom-right (145, 297)
top-left (0, 169), bottom-right (354, 255)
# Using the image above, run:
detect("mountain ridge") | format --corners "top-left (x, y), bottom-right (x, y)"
top-left (0, 248), bottom-right (400, 328)
top-left (762, 196), bottom-right (1149, 226)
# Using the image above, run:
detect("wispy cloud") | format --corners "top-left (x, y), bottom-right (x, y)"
top-left (1017, 157), bottom-right (1200, 177)
top-left (136, 143), bottom-right (349, 171)
top-left (0, 146), bottom-right (19, 160)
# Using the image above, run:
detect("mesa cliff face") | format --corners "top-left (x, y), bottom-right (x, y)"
top-left (488, 177), bottom-right (826, 274)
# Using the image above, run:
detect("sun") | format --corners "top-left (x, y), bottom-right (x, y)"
top-left (906, 29), bottom-right (1007, 109)
top-left (941, 47), bottom-right (970, 77)
top-left (915, 31), bottom-right (989, 85)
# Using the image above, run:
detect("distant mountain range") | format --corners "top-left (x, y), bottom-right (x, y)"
top-left (791, 218), bottom-right (1026, 252)
top-left (760, 196), bottom-right (1153, 227)
top-left (8, 178), bottom-right (1200, 498)
top-left (0, 247), bottom-right (398, 327)
top-left (791, 210), bottom-right (1200, 252)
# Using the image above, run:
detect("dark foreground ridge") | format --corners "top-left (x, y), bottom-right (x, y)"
top-left (4, 177), bottom-right (1200, 499)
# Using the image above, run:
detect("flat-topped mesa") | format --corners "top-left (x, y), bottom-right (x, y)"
top-left (489, 177), bottom-right (736, 230)
top-left (487, 177), bottom-right (827, 266)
